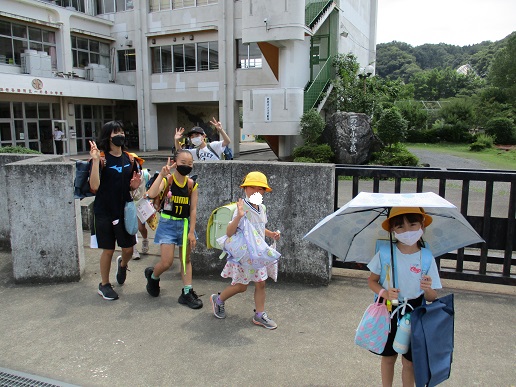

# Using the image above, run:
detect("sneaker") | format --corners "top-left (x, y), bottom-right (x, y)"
top-left (145, 267), bottom-right (160, 297)
top-left (253, 311), bottom-right (277, 330)
top-left (98, 283), bottom-right (119, 300)
top-left (210, 293), bottom-right (226, 319)
top-left (178, 288), bottom-right (203, 309)
top-left (141, 239), bottom-right (149, 254)
top-left (132, 248), bottom-right (140, 260)
top-left (116, 256), bottom-right (128, 285)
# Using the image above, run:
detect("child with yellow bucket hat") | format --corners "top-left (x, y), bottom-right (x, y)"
top-left (210, 171), bottom-right (281, 329)
top-left (367, 207), bottom-right (442, 386)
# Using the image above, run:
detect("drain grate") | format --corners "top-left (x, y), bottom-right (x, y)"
top-left (0, 367), bottom-right (79, 387)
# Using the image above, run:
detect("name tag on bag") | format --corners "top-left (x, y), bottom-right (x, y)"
top-left (136, 197), bottom-right (156, 223)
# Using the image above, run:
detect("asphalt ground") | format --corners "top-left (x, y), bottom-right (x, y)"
top-left (1, 143), bottom-right (514, 386)
top-left (1, 225), bottom-right (515, 387)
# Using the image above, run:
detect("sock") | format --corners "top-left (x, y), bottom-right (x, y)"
top-left (151, 273), bottom-right (159, 280)
top-left (184, 285), bottom-right (192, 294)
top-left (255, 311), bottom-right (264, 318)
top-left (216, 296), bottom-right (224, 305)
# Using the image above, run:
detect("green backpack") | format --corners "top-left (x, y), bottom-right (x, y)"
top-left (206, 202), bottom-right (237, 250)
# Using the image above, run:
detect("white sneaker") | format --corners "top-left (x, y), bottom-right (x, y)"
top-left (132, 248), bottom-right (140, 260)
top-left (141, 239), bottom-right (149, 254)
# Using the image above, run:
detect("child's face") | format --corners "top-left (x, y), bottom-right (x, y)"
top-left (244, 186), bottom-right (266, 197)
top-left (175, 152), bottom-right (193, 167)
top-left (391, 216), bottom-right (422, 234)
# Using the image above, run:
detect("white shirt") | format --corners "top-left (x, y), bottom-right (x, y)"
top-left (54, 130), bottom-right (64, 140)
top-left (367, 247), bottom-right (442, 300)
top-left (186, 141), bottom-right (225, 161)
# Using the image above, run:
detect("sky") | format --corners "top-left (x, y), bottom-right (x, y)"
top-left (377, 0), bottom-right (516, 47)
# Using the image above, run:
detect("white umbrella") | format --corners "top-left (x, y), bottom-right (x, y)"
top-left (303, 192), bottom-right (484, 263)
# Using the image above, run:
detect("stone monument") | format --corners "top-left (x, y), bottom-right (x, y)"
top-left (323, 112), bottom-right (382, 164)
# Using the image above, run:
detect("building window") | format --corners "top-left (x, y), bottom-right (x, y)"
top-left (151, 46), bottom-right (172, 73)
top-left (0, 20), bottom-right (57, 69)
top-left (117, 49), bottom-right (136, 71)
top-left (71, 35), bottom-right (110, 70)
top-left (237, 39), bottom-right (262, 69)
top-left (197, 41), bottom-right (218, 71)
top-left (96, 0), bottom-right (133, 14)
top-left (149, 0), bottom-right (217, 12)
top-left (54, 0), bottom-right (86, 13)
top-left (152, 41), bottom-right (218, 73)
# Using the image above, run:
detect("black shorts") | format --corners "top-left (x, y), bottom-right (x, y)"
top-left (93, 214), bottom-right (136, 250)
top-left (377, 294), bottom-right (424, 361)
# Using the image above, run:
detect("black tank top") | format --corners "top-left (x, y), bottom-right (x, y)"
top-left (162, 176), bottom-right (190, 218)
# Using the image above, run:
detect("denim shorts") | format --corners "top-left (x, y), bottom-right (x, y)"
top-left (154, 215), bottom-right (197, 246)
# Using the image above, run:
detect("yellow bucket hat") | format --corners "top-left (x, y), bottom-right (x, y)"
top-left (240, 171), bottom-right (272, 192)
top-left (381, 207), bottom-right (432, 231)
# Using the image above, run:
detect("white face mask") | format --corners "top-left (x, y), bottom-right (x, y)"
top-left (191, 137), bottom-right (203, 147)
top-left (394, 228), bottom-right (424, 246)
top-left (247, 192), bottom-right (263, 205)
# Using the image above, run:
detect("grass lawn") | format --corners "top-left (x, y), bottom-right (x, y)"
top-left (408, 143), bottom-right (516, 170)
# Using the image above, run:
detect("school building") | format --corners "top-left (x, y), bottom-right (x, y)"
top-left (0, 0), bottom-right (377, 158)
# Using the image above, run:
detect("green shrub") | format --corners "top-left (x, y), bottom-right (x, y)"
top-left (293, 157), bottom-right (316, 163)
top-left (300, 109), bottom-right (326, 144)
top-left (469, 142), bottom-right (487, 151)
top-left (484, 117), bottom-right (516, 144)
top-left (370, 144), bottom-right (419, 166)
top-left (376, 107), bottom-right (408, 147)
top-left (0, 146), bottom-right (41, 154)
top-left (475, 134), bottom-right (494, 148)
top-left (292, 144), bottom-right (334, 163)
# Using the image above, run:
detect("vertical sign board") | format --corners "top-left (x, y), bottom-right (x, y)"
top-left (264, 96), bottom-right (272, 122)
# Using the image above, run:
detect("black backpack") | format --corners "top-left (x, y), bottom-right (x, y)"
top-left (74, 160), bottom-right (94, 199)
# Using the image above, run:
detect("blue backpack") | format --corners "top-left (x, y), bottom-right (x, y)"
top-left (376, 239), bottom-right (433, 289)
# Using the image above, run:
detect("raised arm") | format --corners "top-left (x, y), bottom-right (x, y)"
top-left (174, 127), bottom-right (186, 151)
top-left (210, 117), bottom-right (231, 147)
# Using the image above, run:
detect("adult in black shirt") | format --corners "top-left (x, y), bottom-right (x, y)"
top-left (89, 121), bottom-right (141, 300)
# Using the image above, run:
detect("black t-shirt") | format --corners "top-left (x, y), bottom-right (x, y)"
top-left (93, 152), bottom-right (137, 220)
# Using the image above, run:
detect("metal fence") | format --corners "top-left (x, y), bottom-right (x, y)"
top-left (333, 165), bottom-right (516, 286)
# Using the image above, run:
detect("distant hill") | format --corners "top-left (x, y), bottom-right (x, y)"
top-left (375, 32), bottom-right (516, 82)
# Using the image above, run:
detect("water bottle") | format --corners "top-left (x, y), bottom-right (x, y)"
top-left (392, 313), bottom-right (411, 354)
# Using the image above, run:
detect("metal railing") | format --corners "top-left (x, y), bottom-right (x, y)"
top-left (305, 0), bottom-right (335, 28)
top-left (333, 164), bottom-right (516, 286)
top-left (304, 56), bottom-right (333, 112)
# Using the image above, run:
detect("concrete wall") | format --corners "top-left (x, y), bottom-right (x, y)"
top-left (0, 154), bottom-right (40, 249)
top-left (4, 155), bottom-right (85, 283)
top-left (192, 160), bottom-right (335, 285)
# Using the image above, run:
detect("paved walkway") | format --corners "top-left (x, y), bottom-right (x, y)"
top-left (0, 232), bottom-right (515, 386)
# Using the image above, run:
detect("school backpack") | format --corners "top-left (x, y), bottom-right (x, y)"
top-left (197, 143), bottom-right (233, 160)
top-left (206, 202), bottom-right (237, 249)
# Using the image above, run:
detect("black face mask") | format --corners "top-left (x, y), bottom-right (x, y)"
top-left (176, 165), bottom-right (193, 176)
top-left (111, 135), bottom-right (125, 147)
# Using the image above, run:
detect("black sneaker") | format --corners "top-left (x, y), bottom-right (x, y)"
top-left (116, 256), bottom-right (129, 285)
top-left (178, 288), bottom-right (203, 309)
top-left (145, 267), bottom-right (160, 297)
top-left (98, 283), bottom-right (119, 300)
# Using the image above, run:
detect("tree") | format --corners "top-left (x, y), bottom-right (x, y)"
top-left (395, 100), bottom-right (428, 130)
top-left (300, 109), bottom-right (325, 144)
top-left (488, 34), bottom-right (516, 99)
top-left (376, 108), bottom-right (408, 147)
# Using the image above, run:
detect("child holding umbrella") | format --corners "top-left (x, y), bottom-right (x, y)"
top-left (367, 207), bottom-right (442, 387)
